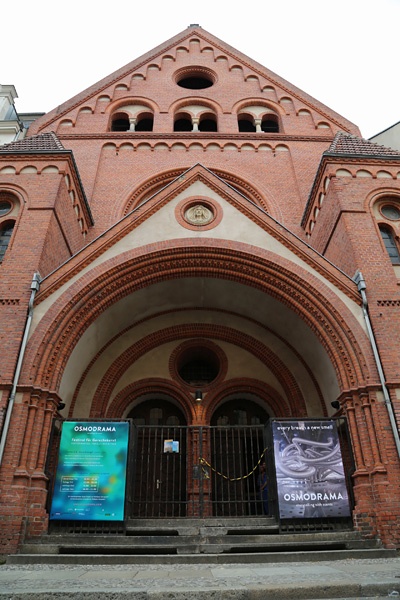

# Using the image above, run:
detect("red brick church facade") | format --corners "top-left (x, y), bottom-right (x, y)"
top-left (0, 26), bottom-right (399, 553)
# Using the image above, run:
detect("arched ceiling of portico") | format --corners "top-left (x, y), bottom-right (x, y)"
top-left (72, 316), bottom-right (312, 419)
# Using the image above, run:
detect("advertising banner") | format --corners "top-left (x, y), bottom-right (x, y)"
top-left (271, 419), bottom-right (351, 519)
top-left (50, 421), bottom-right (129, 521)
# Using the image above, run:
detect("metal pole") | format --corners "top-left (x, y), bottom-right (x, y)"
top-left (0, 272), bottom-right (41, 465)
top-left (353, 270), bottom-right (400, 458)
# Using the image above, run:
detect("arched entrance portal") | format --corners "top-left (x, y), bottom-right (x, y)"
top-left (27, 243), bottom-right (371, 533)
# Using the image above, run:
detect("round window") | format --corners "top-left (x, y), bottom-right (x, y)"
top-left (177, 347), bottom-right (220, 386)
top-left (0, 201), bottom-right (12, 216)
top-left (381, 205), bottom-right (400, 221)
top-left (175, 68), bottom-right (216, 90)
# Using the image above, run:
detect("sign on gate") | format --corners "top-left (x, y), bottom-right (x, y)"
top-left (271, 419), bottom-right (351, 519)
top-left (50, 421), bottom-right (129, 521)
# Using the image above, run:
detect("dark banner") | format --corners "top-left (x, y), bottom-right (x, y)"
top-left (271, 419), bottom-right (351, 519)
top-left (50, 421), bottom-right (129, 521)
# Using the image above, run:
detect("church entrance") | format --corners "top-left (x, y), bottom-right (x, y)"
top-left (128, 399), bottom-right (269, 518)
top-left (130, 423), bottom-right (268, 518)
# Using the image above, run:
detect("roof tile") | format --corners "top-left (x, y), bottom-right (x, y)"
top-left (326, 132), bottom-right (400, 157)
top-left (0, 131), bottom-right (65, 153)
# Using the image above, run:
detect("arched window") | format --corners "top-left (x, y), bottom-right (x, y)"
top-left (111, 113), bottom-right (130, 131)
top-left (261, 115), bottom-right (279, 133)
top-left (135, 116), bottom-right (154, 132)
top-left (174, 117), bottom-right (192, 132)
top-left (198, 117), bottom-right (217, 132)
top-left (211, 399), bottom-right (268, 426)
top-left (128, 399), bottom-right (186, 426)
top-left (238, 115), bottom-right (256, 132)
top-left (0, 221), bottom-right (15, 262)
top-left (379, 225), bottom-right (400, 264)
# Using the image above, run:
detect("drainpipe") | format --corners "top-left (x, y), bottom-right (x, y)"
top-left (0, 272), bottom-right (41, 466)
top-left (353, 270), bottom-right (400, 458)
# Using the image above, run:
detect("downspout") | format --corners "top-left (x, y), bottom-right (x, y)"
top-left (353, 270), bottom-right (400, 458)
top-left (0, 272), bottom-right (41, 466)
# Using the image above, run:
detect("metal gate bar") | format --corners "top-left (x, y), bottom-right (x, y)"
top-left (45, 417), bottom-right (355, 529)
top-left (132, 426), bottom-right (188, 518)
top-left (206, 425), bottom-right (266, 517)
top-left (131, 425), bottom-right (267, 518)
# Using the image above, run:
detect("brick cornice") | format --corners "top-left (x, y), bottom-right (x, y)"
top-left (56, 133), bottom-right (334, 143)
top-left (303, 154), bottom-right (400, 227)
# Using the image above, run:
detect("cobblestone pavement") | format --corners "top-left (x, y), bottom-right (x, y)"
top-left (0, 557), bottom-right (399, 599)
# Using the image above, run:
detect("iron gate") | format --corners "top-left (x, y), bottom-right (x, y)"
top-left (131, 424), bottom-right (268, 518)
top-left (45, 417), bottom-right (354, 528)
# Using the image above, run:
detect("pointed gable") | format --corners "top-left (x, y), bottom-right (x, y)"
top-left (28, 26), bottom-right (359, 138)
top-left (37, 162), bottom-right (358, 307)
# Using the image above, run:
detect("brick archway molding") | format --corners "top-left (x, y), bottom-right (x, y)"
top-left (25, 240), bottom-right (375, 396)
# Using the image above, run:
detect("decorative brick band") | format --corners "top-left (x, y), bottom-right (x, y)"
top-left (0, 299), bottom-right (20, 305)
top-left (377, 300), bottom-right (400, 307)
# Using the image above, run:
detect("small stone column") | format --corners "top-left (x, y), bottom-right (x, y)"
top-left (254, 118), bottom-right (262, 133)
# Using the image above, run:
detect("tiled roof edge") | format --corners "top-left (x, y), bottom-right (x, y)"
top-left (0, 131), bottom-right (66, 153)
top-left (324, 132), bottom-right (400, 158)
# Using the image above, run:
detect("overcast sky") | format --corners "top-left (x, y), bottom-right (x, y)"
top-left (2, 0), bottom-right (399, 139)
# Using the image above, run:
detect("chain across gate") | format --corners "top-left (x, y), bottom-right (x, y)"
top-left (199, 448), bottom-right (267, 481)
top-left (131, 424), bottom-right (268, 518)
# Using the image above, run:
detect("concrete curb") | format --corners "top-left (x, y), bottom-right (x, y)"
top-left (1, 582), bottom-right (400, 600)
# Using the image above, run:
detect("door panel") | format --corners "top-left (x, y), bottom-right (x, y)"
top-left (132, 426), bottom-right (187, 517)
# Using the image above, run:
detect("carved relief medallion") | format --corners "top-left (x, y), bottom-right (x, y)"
top-left (185, 203), bottom-right (213, 225)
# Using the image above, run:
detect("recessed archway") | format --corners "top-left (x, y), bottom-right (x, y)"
top-left (26, 242), bottom-right (373, 429)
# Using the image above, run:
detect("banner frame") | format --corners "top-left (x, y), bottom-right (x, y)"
top-left (48, 418), bottom-right (132, 523)
top-left (268, 417), bottom-right (354, 528)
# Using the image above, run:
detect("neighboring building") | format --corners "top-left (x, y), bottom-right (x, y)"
top-left (370, 121), bottom-right (400, 152)
top-left (0, 84), bottom-right (43, 145)
top-left (0, 26), bottom-right (399, 555)
top-left (0, 85), bottom-right (23, 145)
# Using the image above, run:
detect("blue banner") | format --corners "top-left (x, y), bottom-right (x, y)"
top-left (50, 421), bottom-right (129, 521)
top-left (272, 419), bottom-right (351, 519)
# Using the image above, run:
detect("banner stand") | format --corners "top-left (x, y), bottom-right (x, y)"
top-left (269, 418), bottom-right (353, 532)
top-left (49, 420), bottom-right (130, 522)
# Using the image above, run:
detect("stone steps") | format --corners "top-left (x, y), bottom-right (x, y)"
top-left (8, 548), bottom-right (397, 565)
top-left (8, 517), bottom-right (397, 565)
